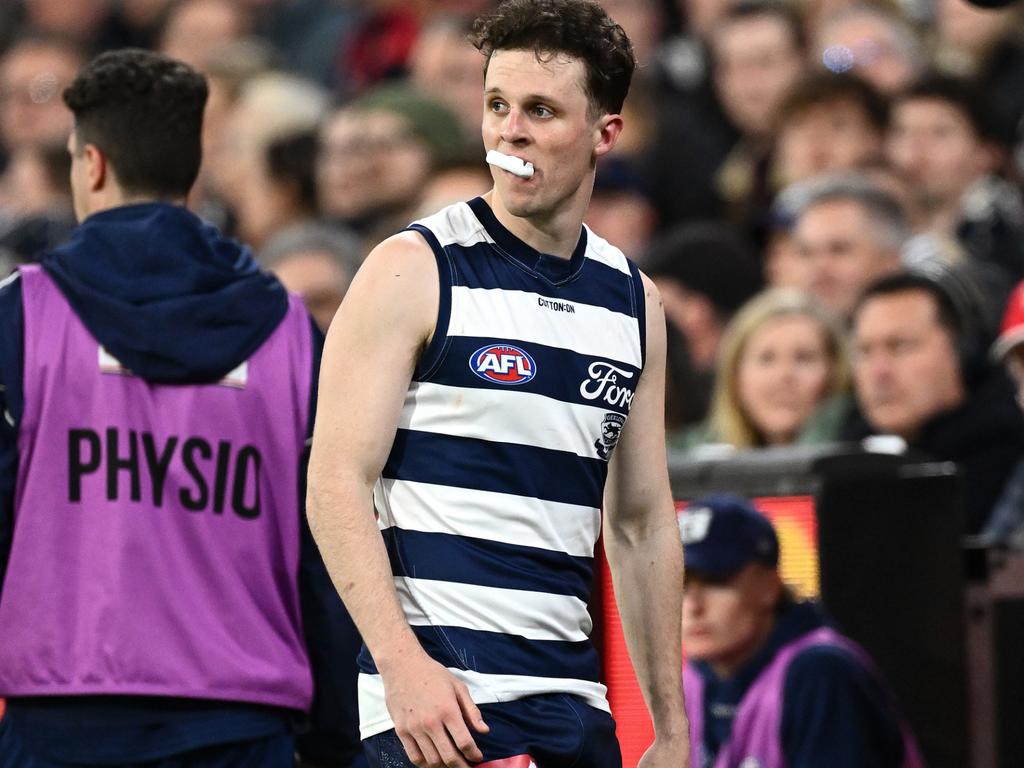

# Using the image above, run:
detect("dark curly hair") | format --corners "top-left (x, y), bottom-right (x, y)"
top-left (469, 0), bottom-right (636, 116)
top-left (777, 71), bottom-right (889, 134)
top-left (63, 49), bottom-right (208, 199)
top-left (897, 71), bottom-right (1002, 146)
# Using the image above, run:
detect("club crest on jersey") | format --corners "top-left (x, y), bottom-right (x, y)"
top-left (470, 344), bottom-right (537, 385)
top-left (595, 412), bottom-right (626, 460)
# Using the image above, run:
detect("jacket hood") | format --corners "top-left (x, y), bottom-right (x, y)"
top-left (42, 203), bottom-right (287, 383)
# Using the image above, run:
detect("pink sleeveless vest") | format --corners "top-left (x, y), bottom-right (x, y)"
top-left (684, 627), bottom-right (925, 768)
top-left (0, 265), bottom-right (314, 710)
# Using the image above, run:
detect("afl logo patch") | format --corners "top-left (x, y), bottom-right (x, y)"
top-left (470, 344), bottom-right (537, 385)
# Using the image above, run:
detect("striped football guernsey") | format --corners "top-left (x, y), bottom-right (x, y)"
top-left (357, 196), bottom-right (647, 739)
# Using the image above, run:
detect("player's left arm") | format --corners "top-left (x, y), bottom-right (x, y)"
top-left (603, 272), bottom-right (689, 767)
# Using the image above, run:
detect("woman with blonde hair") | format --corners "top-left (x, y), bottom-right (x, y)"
top-left (677, 288), bottom-right (851, 451)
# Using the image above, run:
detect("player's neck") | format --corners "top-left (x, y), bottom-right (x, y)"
top-left (483, 185), bottom-right (592, 260)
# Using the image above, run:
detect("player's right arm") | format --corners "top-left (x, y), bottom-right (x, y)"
top-left (307, 232), bottom-right (488, 768)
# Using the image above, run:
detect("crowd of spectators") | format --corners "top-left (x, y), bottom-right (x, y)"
top-left (1, 0), bottom-right (1022, 528)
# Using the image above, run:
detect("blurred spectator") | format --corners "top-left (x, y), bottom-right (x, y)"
top-left (763, 178), bottom-right (818, 291)
top-left (587, 157), bottom-right (658, 261)
top-left (217, 72), bottom-right (329, 247)
top-left (815, 4), bottom-right (925, 96)
top-left (159, 0), bottom-right (251, 72)
top-left (0, 35), bottom-right (81, 252)
top-left (856, 156), bottom-right (921, 230)
top-left (773, 71), bottom-right (888, 187)
top-left (847, 268), bottom-right (1024, 533)
top-left (20, 0), bottom-right (112, 48)
top-left (711, 0), bottom-right (805, 142)
top-left (600, 0), bottom-right (667, 69)
top-left (259, 222), bottom-right (362, 332)
top-left (0, 34), bottom-right (83, 153)
top-left (0, 139), bottom-right (75, 275)
top-left (0, 141), bottom-right (75, 250)
top-left (887, 72), bottom-right (1024, 284)
top-left (934, 0), bottom-right (1024, 152)
top-left (787, 173), bottom-right (906, 319)
top-left (643, 100), bottom-right (736, 227)
top-left (679, 494), bottom-right (923, 767)
top-left (644, 222), bottom-right (763, 433)
top-left (710, 0), bottom-right (805, 244)
top-left (339, 0), bottom-right (425, 94)
top-left (409, 15), bottom-right (484, 149)
top-left (984, 280), bottom-right (1024, 546)
top-left (95, 0), bottom-right (174, 51)
top-left (613, 77), bottom-right (660, 166)
top-left (676, 0), bottom-right (734, 42)
top-left (413, 160), bottom-right (492, 219)
top-left (644, 0), bottom-right (740, 227)
top-left (247, 0), bottom-right (356, 88)
top-left (687, 288), bottom-right (850, 452)
top-left (652, 0), bottom-right (744, 115)
top-left (193, 39), bottom-right (277, 230)
top-left (317, 84), bottom-right (466, 245)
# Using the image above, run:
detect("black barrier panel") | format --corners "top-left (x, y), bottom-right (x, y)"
top-left (813, 453), bottom-right (967, 768)
top-left (668, 444), bottom-right (970, 768)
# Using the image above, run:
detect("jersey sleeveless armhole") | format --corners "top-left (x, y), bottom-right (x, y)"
top-left (406, 224), bottom-right (456, 381)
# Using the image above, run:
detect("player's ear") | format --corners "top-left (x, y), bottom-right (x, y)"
top-left (593, 113), bottom-right (623, 159)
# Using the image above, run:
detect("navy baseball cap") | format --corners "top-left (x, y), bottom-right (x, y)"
top-left (678, 494), bottom-right (779, 579)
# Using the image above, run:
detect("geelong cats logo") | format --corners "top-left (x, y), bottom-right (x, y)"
top-left (595, 413), bottom-right (626, 460)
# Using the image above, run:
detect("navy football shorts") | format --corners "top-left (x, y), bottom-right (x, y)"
top-left (364, 693), bottom-right (621, 768)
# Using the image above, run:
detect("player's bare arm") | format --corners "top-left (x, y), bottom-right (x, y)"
top-left (307, 231), bottom-right (488, 768)
top-left (603, 273), bottom-right (690, 768)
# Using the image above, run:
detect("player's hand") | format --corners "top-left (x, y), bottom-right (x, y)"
top-left (636, 734), bottom-right (691, 768)
top-left (381, 652), bottom-right (490, 768)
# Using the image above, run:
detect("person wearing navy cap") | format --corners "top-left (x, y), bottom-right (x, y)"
top-left (680, 494), bottom-right (923, 768)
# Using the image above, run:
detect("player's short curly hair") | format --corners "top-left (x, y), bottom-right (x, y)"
top-left (469, 0), bottom-right (636, 116)
top-left (63, 49), bottom-right (208, 198)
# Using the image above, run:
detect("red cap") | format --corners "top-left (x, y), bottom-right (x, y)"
top-left (992, 281), bottom-right (1024, 361)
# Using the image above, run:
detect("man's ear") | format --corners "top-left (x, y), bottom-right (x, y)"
top-left (593, 113), bottom-right (624, 160)
top-left (83, 143), bottom-right (107, 193)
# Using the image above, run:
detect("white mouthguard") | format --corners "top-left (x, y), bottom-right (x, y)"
top-left (486, 149), bottom-right (534, 179)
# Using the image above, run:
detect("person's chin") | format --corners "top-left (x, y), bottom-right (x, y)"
top-left (502, 193), bottom-right (542, 219)
top-left (868, 409), bottom-right (909, 436)
top-left (683, 632), bottom-right (716, 655)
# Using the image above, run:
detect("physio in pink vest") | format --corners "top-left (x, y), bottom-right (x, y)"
top-left (679, 494), bottom-right (923, 768)
top-left (0, 49), bottom-right (360, 766)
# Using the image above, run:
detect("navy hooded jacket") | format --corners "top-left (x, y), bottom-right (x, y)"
top-left (0, 204), bottom-right (360, 765)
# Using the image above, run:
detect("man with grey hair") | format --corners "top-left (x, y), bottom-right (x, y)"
top-left (788, 173), bottom-right (908, 319)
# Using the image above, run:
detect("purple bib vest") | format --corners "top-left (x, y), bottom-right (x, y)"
top-left (683, 627), bottom-right (925, 768)
top-left (0, 265), bottom-right (314, 710)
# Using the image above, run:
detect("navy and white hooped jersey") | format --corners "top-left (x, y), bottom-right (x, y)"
top-left (357, 197), bottom-right (647, 739)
